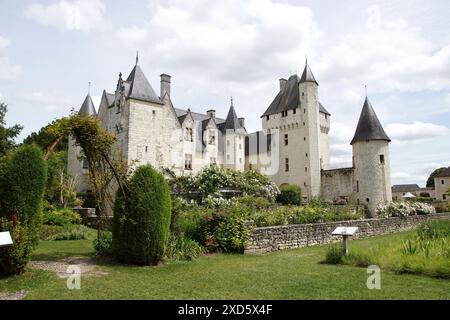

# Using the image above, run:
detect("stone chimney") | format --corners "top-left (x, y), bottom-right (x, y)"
top-left (160, 74), bottom-right (171, 98)
top-left (239, 117), bottom-right (245, 128)
top-left (207, 109), bottom-right (216, 118)
top-left (279, 78), bottom-right (287, 91)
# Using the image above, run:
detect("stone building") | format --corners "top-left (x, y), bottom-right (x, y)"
top-left (434, 167), bottom-right (450, 201)
top-left (68, 58), bottom-right (393, 216)
top-left (391, 184), bottom-right (435, 201)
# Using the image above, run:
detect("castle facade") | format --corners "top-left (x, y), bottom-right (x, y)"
top-left (68, 58), bottom-right (392, 216)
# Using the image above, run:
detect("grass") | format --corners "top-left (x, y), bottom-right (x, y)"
top-left (0, 230), bottom-right (449, 299)
top-left (329, 221), bottom-right (450, 279)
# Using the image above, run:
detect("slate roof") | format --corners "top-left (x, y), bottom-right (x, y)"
top-left (125, 64), bottom-right (163, 104)
top-left (436, 166), bottom-right (450, 178)
top-left (175, 108), bottom-right (225, 124)
top-left (223, 105), bottom-right (241, 130)
top-left (78, 94), bottom-right (96, 116)
top-left (261, 74), bottom-right (330, 117)
top-left (392, 184), bottom-right (420, 192)
top-left (350, 97), bottom-right (391, 145)
top-left (299, 63), bottom-right (319, 85)
top-left (105, 92), bottom-right (115, 107)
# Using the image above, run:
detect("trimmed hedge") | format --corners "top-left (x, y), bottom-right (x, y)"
top-left (112, 165), bottom-right (171, 265)
top-left (276, 184), bottom-right (302, 205)
top-left (0, 144), bottom-right (47, 275)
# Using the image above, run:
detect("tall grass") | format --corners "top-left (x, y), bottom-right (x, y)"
top-left (324, 220), bottom-right (450, 279)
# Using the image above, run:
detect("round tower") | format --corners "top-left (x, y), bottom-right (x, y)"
top-left (67, 93), bottom-right (97, 193)
top-left (351, 97), bottom-right (392, 217)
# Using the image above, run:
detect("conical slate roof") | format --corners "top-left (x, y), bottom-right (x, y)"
top-left (299, 63), bottom-right (318, 85)
top-left (126, 64), bottom-right (162, 104)
top-left (350, 97), bottom-right (390, 145)
top-left (78, 94), bottom-right (96, 116)
top-left (223, 104), bottom-right (241, 130)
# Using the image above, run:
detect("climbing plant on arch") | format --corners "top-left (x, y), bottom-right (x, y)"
top-left (46, 112), bottom-right (129, 236)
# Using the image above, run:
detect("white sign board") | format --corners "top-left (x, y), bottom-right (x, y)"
top-left (332, 226), bottom-right (358, 236)
top-left (0, 231), bottom-right (13, 247)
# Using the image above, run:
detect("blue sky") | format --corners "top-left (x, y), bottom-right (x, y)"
top-left (0, 0), bottom-right (449, 186)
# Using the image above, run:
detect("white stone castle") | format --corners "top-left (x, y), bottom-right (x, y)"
top-left (68, 57), bottom-right (392, 216)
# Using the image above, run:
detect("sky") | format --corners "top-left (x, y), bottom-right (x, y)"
top-left (0, 0), bottom-right (449, 187)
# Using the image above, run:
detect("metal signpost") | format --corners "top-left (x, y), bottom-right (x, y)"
top-left (0, 231), bottom-right (13, 247)
top-left (332, 227), bottom-right (358, 256)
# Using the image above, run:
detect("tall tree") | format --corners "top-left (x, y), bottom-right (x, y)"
top-left (0, 102), bottom-right (22, 157)
top-left (22, 120), bottom-right (68, 152)
top-left (426, 167), bottom-right (447, 188)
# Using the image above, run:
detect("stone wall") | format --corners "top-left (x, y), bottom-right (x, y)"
top-left (321, 167), bottom-right (354, 202)
top-left (244, 213), bottom-right (450, 254)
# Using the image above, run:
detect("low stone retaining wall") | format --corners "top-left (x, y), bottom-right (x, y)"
top-left (244, 213), bottom-right (450, 254)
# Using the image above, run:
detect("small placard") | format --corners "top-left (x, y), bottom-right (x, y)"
top-left (332, 226), bottom-right (358, 236)
top-left (0, 231), bottom-right (13, 247)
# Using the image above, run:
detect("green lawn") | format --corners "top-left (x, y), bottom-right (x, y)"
top-left (0, 231), bottom-right (449, 299)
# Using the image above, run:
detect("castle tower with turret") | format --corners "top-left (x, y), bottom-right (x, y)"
top-left (350, 97), bottom-right (392, 216)
top-left (258, 61), bottom-right (331, 200)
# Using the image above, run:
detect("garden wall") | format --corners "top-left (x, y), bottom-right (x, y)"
top-left (244, 213), bottom-right (450, 254)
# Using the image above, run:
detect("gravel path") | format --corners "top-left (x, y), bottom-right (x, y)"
top-left (0, 290), bottom-right (28, 300)
top-left (28, 257), bottom-right (109, 278)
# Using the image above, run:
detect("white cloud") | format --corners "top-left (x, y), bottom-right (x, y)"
top-left (24, 91), bottom-right (70, 112)
top-left (24, 0), bottom-right (106, 32)
top-left (0, 35), bottom-right (22, 81)
top-left (385, 121), bottom-right (449, 142)
top-left (391, 171), bottom-right (428, 184)
top-left (116, 0), bottom-right (319, 84)
top-left (0, 36), bottom-right (9, 49)
top-left (319, 5), bottom-right (450, 97)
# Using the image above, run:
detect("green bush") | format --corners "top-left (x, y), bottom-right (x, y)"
top-left (324, 245), bottom-right (344, 264)
top-left (0, 219), bottom-right (34, 276)
top-left (435, 201), bottom-right (450, 213)
top-left (77, 191), bottom-right (97, 208)
top-left (93, 232), bottom-right (113, 256)
top-left (276, 184), bottom-right (302, 205)
top-left (252, 205), bottom-right (363, 227)
top-left (213, 211), bottom-right (250, 253)
top-left (113, 165), bottom-right (172, 265)
top-left (53, 225), bottom-right (89, 241)
top-left (165, 233), bottom-right (204, 261)
top-left (170, 199), bottom-right (213, 243)
top-left (40, 225), bottom-right (64, 240)
top-left (40, 224), bottom-right (89, 241)
top-left (43, 208), bottom-right (81, 226)
top-left (414, 197), bottom-right (434, 203)
top-left (234, 195), bottom-right (272, 210)
top-left (0, 144), bottom-right (47, 276)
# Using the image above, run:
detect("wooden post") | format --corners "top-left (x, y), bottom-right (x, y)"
top-left (343, 235), bottom-right (349, 256)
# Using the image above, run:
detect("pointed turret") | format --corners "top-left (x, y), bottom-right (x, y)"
top-left (223, 97), bottom-right (243, 131)
top-left (299, 60), bottom-right (318, 85)
top-left (126, 64), bottom-right (162, 104)
top-left (350, 97), bottom-right (390, 145)
top-left (78, 94), bottom-right (96, 116)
